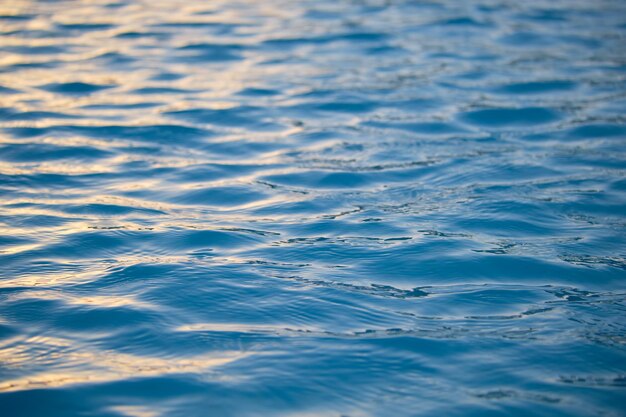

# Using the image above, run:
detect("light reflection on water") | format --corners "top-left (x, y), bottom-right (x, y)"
top-left (1, 0), bottom-right (626, 416)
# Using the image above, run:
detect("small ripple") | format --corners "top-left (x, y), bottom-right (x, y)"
top-left (39, 82), bottom-right (115, 95)
top-left (493, 80), bottom-right (577, 95)
top-left (459, 107), bottom-right (562, 128)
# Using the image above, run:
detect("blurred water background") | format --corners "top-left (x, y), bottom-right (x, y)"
top-left (1, 1), bottom-right (626, 416)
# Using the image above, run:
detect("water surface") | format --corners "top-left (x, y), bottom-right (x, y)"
top-left (1, 1), bottom-right (626, 416)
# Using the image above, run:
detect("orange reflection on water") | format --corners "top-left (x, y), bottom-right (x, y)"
top-left (0, 341), bottom-right (251, 392)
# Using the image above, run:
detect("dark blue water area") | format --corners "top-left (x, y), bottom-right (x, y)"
top-left (1, 0), bottom-right (626, 416)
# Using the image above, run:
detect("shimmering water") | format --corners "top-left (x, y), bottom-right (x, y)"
top-left (1, 0), bottom-right (626, 416)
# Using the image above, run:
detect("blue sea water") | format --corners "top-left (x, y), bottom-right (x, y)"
top-left (1, 0), bottom-right (626, 416)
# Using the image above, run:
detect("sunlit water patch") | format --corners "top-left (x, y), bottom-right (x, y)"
top-left (1, 0), bottom-right (626, 416)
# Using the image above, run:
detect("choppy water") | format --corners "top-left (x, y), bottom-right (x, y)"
top-left (1, 0), bottom-right (626, 416)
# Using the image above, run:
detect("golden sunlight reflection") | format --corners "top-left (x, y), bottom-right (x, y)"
top-left (6, 291), bottom-right (156, 310)
top-left (108, 406), bottom-right (160, 417)
top-left (0, 339), bottom-right (251, 392)
top-left (177, 322), bottom-right (319, 334)
top-left (0, 266), bottom-right (113, 288)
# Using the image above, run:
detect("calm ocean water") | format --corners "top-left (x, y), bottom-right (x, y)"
top-left (1, 1), bottom-right (626, 416)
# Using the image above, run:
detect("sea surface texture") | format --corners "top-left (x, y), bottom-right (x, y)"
top-left (1, 1), bottom-right (626, 416)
